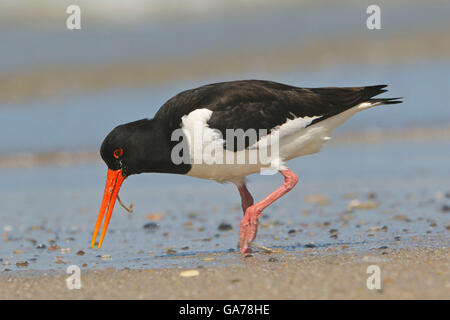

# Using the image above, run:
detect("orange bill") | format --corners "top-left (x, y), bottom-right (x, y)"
top-left (91, 169), bottom-right (126, 249)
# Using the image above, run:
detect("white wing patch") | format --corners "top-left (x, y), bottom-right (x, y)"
top-left (180, 108), bottom-right (225, 163)
top-left (181, 108), bottom-right (222, 144)
top-left (251, 115), bottom-right (322, 149)
top-left (181, 108), bottom-right (213, 133)
top-left (181, 108), bottom-right (323, 151)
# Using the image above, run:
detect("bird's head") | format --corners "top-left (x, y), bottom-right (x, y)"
top-left (91, 119), bottom-right (159, 249)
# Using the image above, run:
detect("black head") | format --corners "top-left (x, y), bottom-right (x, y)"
top-left (92, 118), bottom-right (191, 249)
top-left (93, 118), bottom-right (164, 249)
top-left (100, 117), bottom-right (191, 176)
top-left (100, 119), bottom-right (161, 176)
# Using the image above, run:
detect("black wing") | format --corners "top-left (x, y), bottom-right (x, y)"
top-left (154, 80), bottom-right (401, 150)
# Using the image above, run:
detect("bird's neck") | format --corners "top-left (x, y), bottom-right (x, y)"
top-left (136, 118), bottom-right (191, 175)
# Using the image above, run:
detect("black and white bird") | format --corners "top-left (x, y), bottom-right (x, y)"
top-left (91, 80), bottom-right (401, 253)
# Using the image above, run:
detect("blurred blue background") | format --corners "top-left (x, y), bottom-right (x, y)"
top-left (1, 0), bottom-right (449, 154)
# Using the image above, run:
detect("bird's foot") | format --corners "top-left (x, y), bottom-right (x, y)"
top-left (240, 246), bottom-right (253, 255)
top-left (238, 206), bottom-right (260, 255)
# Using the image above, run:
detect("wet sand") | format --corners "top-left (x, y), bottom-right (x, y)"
top-left (1, 246), bottom-right (448, 299)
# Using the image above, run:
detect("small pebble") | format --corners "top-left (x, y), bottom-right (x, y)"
top-left (166, 248), bottom-right (176, 254)
top-left (218, 222), bottom-right (232, 231)
top-left (16, 261), bottom-right (29, 268)
top-left (146, 213), bottom-right (163, 221)
top-left (101, 254), bottom-right (111, 260)
top-left (179, 270), bottom-right (199, 277)
top-left (143, 222), bottom-right (159, 231)
top-left (203, 257), bottom-right (215, 261)
top-left (367, 226), bottom-right (384, 232)
top-left (303, 194), bottom-right (331, 206)
top-left (188, 212), bottom-right (197, 219)
top-left (76, 250), bottom-right (85, 256)
top-left (347, 200), bottom-right (379, 211)
top-left (268, 257), bottom-right (278, 262)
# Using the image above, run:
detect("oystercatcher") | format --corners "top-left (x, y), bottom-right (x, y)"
top-left (91, 80), bottom-right (401, 253)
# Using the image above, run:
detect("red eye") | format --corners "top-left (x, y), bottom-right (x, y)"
top-left (113, 148), bottom-right (123, 159)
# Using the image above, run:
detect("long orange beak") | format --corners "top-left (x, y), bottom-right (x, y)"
top-left (91, 169), bottom-right (126, 249)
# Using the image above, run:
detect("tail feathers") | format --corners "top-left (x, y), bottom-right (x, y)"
top-left (369, 97), bottom-right (403, 105)
top-left (362, 84), bottom-right (402, 106)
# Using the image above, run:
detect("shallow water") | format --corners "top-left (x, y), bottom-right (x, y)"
top-left (1, 139), bottom-right (449, 272)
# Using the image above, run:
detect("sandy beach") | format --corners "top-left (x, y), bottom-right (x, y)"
top-left (1, 136), bottom-right (449, 299)
top-left (1, 245), bottom-right (448, 299)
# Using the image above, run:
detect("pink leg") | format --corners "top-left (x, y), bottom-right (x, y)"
top-left (239, 169), bottom-right (298, 254)
top-left (237, 184), bottom-right (254, 215)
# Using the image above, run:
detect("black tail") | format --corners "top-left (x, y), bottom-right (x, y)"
top-left (363, 84), bottom-right (403, 105)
